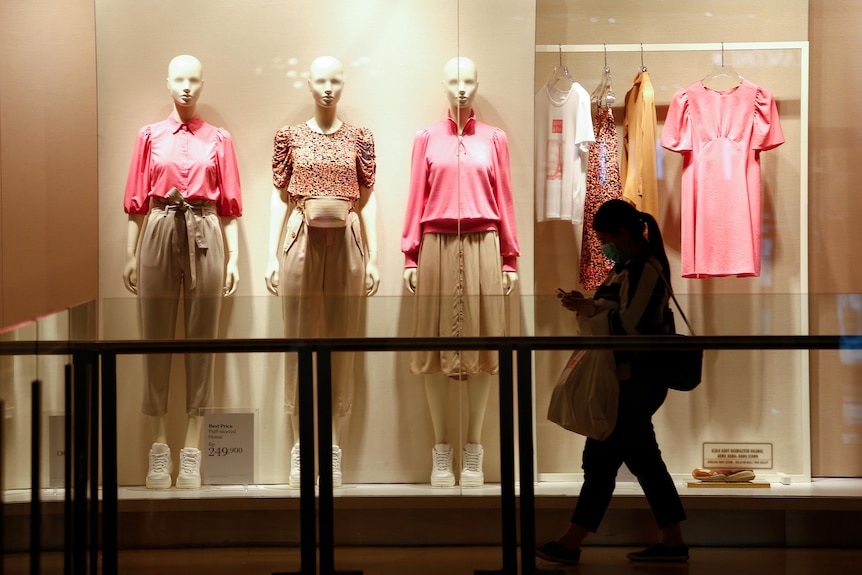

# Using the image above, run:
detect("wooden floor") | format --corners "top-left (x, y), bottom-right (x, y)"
top-left (6, 546), bottom-right (862, 575)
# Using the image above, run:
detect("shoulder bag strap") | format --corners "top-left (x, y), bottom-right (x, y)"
top-left (648, 260), bottom-right (697, 336)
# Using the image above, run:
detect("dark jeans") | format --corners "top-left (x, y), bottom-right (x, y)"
top-left (571, 379), bottom-right (686, 532)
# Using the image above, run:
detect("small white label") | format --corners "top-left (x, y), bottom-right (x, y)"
top-left (203, 412), bottom-right (254, 485)
top-left (703, 443), bottom-right (773, 469)
top-left (49, 415), bottom-right (65, 488)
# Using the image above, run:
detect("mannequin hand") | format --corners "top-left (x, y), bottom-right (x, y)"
top-left (503, 271), bottom-right (518, 296)
top-left (223, 261), bottom-right (239, 297)
top-left (403, 268), bottom-right (417, 294)
top-left (365, 262), bottom-right (380, 296)
top-left (265, 258), bottom-right (280, 295)
top-left (123, 256), bottom-right (138, 294)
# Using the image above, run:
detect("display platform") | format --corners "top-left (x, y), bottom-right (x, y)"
top-left (4, 478), bottom-right (861, 551)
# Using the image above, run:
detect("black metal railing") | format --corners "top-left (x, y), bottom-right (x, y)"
top-left (0, 334), bottom-right (850, 575)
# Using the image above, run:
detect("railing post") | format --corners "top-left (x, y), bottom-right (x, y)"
top-left (101, 352), bottom-right (119, 575)
top-left (64, 365), bottom-right (72, 575)
top-left (72, 351), bottom-right (92, 575)
top-left (274, 347), bottom-right (316, 575)
top-left (516, 345), bottom-right (562, 575)
top-left (89, 357), bottom-right (100, 575)
top-left (30, 380), bottom-right (42, 575)
top-left (476, 344), bottom-right (517, 575)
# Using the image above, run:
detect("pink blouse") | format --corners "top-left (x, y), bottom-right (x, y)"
top-left (272, 123), bottom-right (375, 199)
top-left (401, 112), bottom-right (520, 271)
top-left (124, 116), bottom-right (242, 217)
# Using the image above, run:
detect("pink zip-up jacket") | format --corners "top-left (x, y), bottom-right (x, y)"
top-left (402, 111), bottom-right (520, 271)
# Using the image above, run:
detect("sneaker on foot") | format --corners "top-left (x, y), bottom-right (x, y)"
top-left (289, 443), bottom-right (301, 488)
top-left (176, 448), bottom-right (202, 489)
top-left (430, 444), bottom-right (455, 487)
top-left (332, 445), bottom-right (343, 488)
top-left (146, 443), bottom-right (172, 489)
top-left (536, 541), bottom-right (581, 565)
top-left (627, 543), bottom-right (689, 562)
top-left (460, 443), bottom-right (484, 487)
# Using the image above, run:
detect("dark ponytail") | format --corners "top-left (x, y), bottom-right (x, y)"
top-left (593, 199), bottom-right (672, 287)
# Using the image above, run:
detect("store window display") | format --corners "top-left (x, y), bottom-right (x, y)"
top-left (122, 55), bottom-right (243, 489)
top-left (265, 56), bottom-right (379, 488)
top-left (402, 57), bottom-right (520, 487)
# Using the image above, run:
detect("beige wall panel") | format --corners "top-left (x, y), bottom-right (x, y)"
top-left (536, 0), bottom-right (808, 45)
top-left (97, 0), bottom-right (536, 486)
top-left (0, 0), bottom-right (98, 329)
top-left (808, 2), bottom-right (862, 476)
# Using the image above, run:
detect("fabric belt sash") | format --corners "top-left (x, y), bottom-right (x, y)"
top-left (153, 188), bottom-right (217, 290)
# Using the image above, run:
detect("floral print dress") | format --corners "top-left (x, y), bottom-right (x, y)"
top-left (579, 106), bottom-right (622, 291)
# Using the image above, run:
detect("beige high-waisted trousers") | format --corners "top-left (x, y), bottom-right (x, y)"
top-left (138, 201), bottom-right (224, 416)
top-left (411, 231), bottom-right (506, 378)
top-left (280, 207), bottom-right (365, 416)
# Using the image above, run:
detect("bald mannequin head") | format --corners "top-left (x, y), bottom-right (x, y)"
top-left (443, 57), bottom-right (478, 113)
top-left (308, 56), bottom-right (345, 108)
top-left (166, 55), bottom-right (204, 111)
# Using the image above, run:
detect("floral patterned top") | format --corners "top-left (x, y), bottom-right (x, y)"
top-left (272, 122), bottom-right (376, 200)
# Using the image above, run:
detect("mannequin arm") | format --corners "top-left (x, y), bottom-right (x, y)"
top-left (503, 271), bottom-right (518, 296)
top-left (123, 214), bottom-right (145, 294)
top-left (222, 217), bottom-right (239, 296)
top-left (358, 186), bottom-right (379, 296)
top-left (265, 187), bottom-right (289, 295)
top-left (403, 268), bottom-right (417, 294)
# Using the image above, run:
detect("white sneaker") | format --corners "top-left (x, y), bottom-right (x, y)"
top-left (332, 445), bottom-right (343, 488)
top-left (316, 445), bottom-right (344, 488)
top-left (176, 448), bottom-right (202, 489)
top-left (430, 443), bottom-right (455, 487)
top-left (146, 443), bottom-right (172, 489)
top-left (289, 443), bottom-right (301, 488)
top-left (460, 443), bottom-right (484, 487)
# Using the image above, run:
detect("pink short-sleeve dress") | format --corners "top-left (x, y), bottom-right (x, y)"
top-left (661, 79), bottom-right (784, 278)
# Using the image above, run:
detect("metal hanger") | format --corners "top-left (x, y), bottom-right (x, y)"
top-left (547, 44), bottom-right (576, 91)
top-left (701, 42), bottom-right (743, 90)
top-left (591, 44), bottom-right (615, 107)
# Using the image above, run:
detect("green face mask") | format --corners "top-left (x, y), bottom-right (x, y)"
top-left (601, 243), bottom-right (630, 263)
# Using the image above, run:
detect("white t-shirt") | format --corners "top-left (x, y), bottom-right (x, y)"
top-left (535, 82), bottom-right (595, 223)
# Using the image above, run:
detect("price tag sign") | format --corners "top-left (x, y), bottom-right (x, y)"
top-left (203, 412), bottom-right (254, 485)
top-left (49, 415), bottom-right (65, 488)
top-left (703, 442), bottom-right (773, 469)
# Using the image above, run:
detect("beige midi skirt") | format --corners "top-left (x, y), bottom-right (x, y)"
top-left (411, 231), bottom-right (507, 378)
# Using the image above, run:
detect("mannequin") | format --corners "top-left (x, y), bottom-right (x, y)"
top-left (266, 56), bottom-right (379, 488)
top-left (402, 57), bottom-right (519, 487)
top-left (123, 55), bottom-right (242, 489)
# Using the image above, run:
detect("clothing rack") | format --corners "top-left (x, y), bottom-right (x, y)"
top-left (537, 40), bottom-right (809, 304)
top-left (536, 41), bottom-right (807, 54)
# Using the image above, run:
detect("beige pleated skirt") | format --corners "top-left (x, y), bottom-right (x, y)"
top-left (411, 231), bottom-right (507, 378)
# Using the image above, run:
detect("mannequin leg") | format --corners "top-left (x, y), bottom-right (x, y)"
top-left (461, 373), bottom-right (492, 487)
top-left (145, 414), bottom-right (171, 489)
top-left (424, 374), bottom-right (449, 444)
top-left (148, 414), bottom-right (167, 445)
top-left (425, 374), bottom-right (455, 487)
top-left (183, 414), bottom-right (203, 449)
top-left (465, 373), bottom-right (493, 445)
